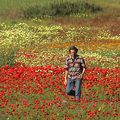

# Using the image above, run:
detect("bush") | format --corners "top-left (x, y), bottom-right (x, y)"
top-left (0, 47), bottom-right (19, 67)
top-left (84, 3), bottom-right (103, 13)
top-left (23, 1), bottom-right (103, 18)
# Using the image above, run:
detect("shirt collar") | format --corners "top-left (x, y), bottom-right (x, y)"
top-left (69, 54), bottom-right (79, 59)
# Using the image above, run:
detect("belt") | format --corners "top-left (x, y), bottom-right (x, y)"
top-left (68, 73), bottom-right (80, 76)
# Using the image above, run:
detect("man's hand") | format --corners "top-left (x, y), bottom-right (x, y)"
top-left (79, 73), bottom-right (84, 79)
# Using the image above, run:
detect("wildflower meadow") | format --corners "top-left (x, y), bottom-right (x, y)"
top-left (0, 0), bottom-right (120, 120)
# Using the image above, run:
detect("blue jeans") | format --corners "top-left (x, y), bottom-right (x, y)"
top-left (66, 78), bottom-right (82, 99)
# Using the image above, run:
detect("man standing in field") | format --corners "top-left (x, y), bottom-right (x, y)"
top-left (64, 46), bottom-right (86, 102)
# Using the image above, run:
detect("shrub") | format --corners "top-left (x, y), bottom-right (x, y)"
top-left (0, 47), bottom-right (19, 67)
top-left (23, 1), bottom-right (103, 18)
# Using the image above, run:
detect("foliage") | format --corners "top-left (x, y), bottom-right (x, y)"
top-left (23, 2), bottom-right (102, 18)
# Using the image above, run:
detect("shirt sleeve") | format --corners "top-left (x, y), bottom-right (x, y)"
top-left (80, 58), bottom-right (86, 68)
top-left (64, 57), bottom-right (69, 71)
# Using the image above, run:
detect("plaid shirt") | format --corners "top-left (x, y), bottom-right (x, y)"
top-left (64, 54), bottom-right (86, 80)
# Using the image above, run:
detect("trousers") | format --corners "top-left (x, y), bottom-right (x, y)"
top-left (66, 78), bottom-right (82, 99)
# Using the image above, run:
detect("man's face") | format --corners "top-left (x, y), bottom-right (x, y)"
top-left (70, 50), bottom-right (76, 57)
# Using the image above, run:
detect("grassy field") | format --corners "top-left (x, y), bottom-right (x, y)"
top-left (0, 0), bottom-right (120, 10)
top-left (0, 0), bottom-right (120, 120)
top-left (0, 0), bottom-right (120, 19)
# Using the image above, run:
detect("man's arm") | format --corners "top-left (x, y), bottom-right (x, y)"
top-left (80, 58), bottom-right (86, 77)
top-left (64, 70), bottom-right (68, 85)
top-left (81, 67), bottom-right (86, 76)
top-left (65, 70), bottom-right (68, 80)
top-left (64, 57), bottom-right (69, 85)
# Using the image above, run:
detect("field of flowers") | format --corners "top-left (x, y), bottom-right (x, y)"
top-left (0, 17), bottom-right (120, 119)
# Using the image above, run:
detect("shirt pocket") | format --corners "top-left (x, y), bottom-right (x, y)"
top-left (74, 62), bottom-right (80, 67)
